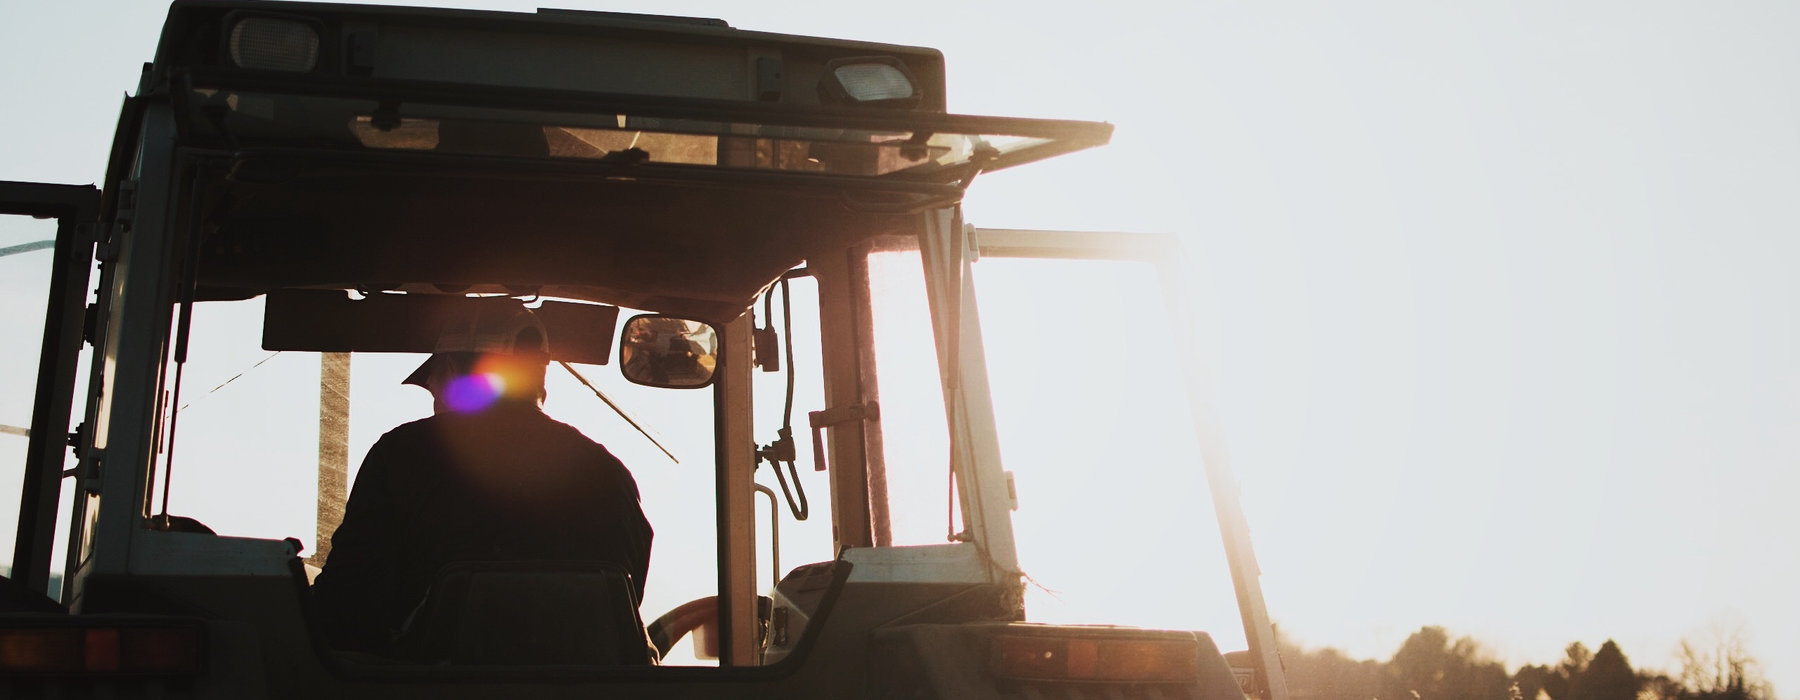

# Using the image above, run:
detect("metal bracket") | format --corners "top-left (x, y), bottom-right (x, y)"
top-left (76, 448), bottom-right (104, 495)
top-left (98, 180), bottom-right (136, 262)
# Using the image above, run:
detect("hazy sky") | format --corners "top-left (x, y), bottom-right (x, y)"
top-left (4, 0), bottom-right (1798, 695)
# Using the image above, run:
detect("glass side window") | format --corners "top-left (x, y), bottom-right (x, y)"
top-left (747, 276), bottom-right (834, 581)
top-left (863, 244), bottom-right (956, 546)
top-left (0, 216), bottom-right (85, 598)
top-left (971, 256), bottom-right (1248, 653)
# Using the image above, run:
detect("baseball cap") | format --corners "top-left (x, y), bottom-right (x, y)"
top-left (402, 305), bottom-right (551, 386)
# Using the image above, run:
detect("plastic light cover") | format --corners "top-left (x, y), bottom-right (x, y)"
top-left (831, 63), bottom-right (916, 102)
top-left (229, 17), bottom-right (320, 72)
top-left (990, 635), bottom-right (1199, 683)
top-left (0, 625), bottom-right (203, 674)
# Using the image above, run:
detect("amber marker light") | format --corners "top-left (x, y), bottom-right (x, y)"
top-left (989, 634), bottom-right (1200, 683)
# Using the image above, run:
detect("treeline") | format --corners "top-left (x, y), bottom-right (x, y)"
top-left (1280, 626), bottom-right (1775, 700)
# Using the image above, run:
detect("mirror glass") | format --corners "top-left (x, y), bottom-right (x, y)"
top-left (618, 315), bottom-right (719, 389)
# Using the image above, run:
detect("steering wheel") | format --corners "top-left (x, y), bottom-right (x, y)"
top-left (646, 596), bottom-right (719, 659)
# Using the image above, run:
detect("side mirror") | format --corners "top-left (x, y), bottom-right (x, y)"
top-left (618, 315), bottom-right (719, 389)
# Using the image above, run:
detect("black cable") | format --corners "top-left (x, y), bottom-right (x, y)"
top-left (159, 170), bottom-right (211, 523)
top-left (770, 448), bottom-right (807, 521)
top-left (757, 277), bottom-right (808, 521)
top-left (779, 277), bottom-right (796, 425)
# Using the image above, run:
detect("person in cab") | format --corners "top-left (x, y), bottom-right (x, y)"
top-left (310, 307), bottom-right (653, 659)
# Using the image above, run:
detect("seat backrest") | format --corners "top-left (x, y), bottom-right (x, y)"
top-left (395, 560), bottom-right (653, 666)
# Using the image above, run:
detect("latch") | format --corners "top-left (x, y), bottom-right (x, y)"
top-left (65, 448), bottom-right (104, 495)
top-left (806, 402), bottom-right (879, 472)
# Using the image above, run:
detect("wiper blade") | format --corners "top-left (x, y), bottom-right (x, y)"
top-left (559, 361), bottom-right (679, 464)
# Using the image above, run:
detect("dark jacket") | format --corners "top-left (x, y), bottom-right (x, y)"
top-left (311, 404), bottom-right (652, 651)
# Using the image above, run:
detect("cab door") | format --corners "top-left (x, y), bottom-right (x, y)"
top-left (0, 182), bottom-right (101, 603)
top-left (963, 227), bottom-right (1292, 700)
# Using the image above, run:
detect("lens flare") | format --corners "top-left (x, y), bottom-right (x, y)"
top-left (443, 373), bottom-right (505, 413)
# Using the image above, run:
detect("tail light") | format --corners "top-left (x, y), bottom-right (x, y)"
top-left (990, 634), bottom-right (1199, 683)
top-left (0, 623), bottom-right (203, 675)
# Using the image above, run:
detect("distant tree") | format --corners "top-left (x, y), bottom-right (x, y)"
top-left (1572, 640), bottom-right (1639, 700)
top-left (1638, 672), bottom-right (1685, 700)
top-left (1513, 664), bottom-right (1556, 700)
top-left (1560, 642), bottom-right (1592, 679)
top-left (1262, 627), bottom-right (1775, 700)
top-left (1385, 626), bottom-right (1511, 700)
top-left (1280, 639), bottom-right (1385, 700)
top-left (1447, 637), bottom-right (1513, 700)
top-left (1389, 627), bottom-right (1455, 699)
top-left (1676, 628), bottom-right (1772, 700)
top-left (1536, 642), bottom-right (1591, 700)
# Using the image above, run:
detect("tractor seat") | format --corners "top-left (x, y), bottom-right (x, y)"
top-left (391, 560), bottom-right (654, 666)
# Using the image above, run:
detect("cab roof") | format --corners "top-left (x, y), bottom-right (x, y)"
top-left (148, 0), bottom-right (1111, 324)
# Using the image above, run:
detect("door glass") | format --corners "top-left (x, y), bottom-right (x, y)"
top-left (748, 277), bottom-right (834, 578)
top-left (0, 216), bottom-right (87, 597)
top-left (973, 256), bottom-right (1249, 653)
top-left (864, 246), bottom-right (955, 546)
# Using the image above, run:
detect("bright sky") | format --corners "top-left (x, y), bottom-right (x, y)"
top-left (4, 1), bottom-right (1799, 695)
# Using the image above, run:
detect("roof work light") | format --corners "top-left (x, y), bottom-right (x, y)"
top-left (819, 57), bottom-right (921, 108)
top-left (228, 15), bottom-right (321, 72)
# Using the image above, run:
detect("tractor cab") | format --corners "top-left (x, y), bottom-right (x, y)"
top-left (1, 1), bottom-right (1285, 697)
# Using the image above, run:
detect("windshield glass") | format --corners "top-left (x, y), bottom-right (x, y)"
top-left (160, 295), bottom-right (741, 662)
top-left (156, 279), bottom-right (878, 664)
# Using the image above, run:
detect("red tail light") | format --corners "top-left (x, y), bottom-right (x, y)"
top-left (990, 634), bottom-right (1199, 683)
top-left (0, 624), bottom-right (203, 675)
